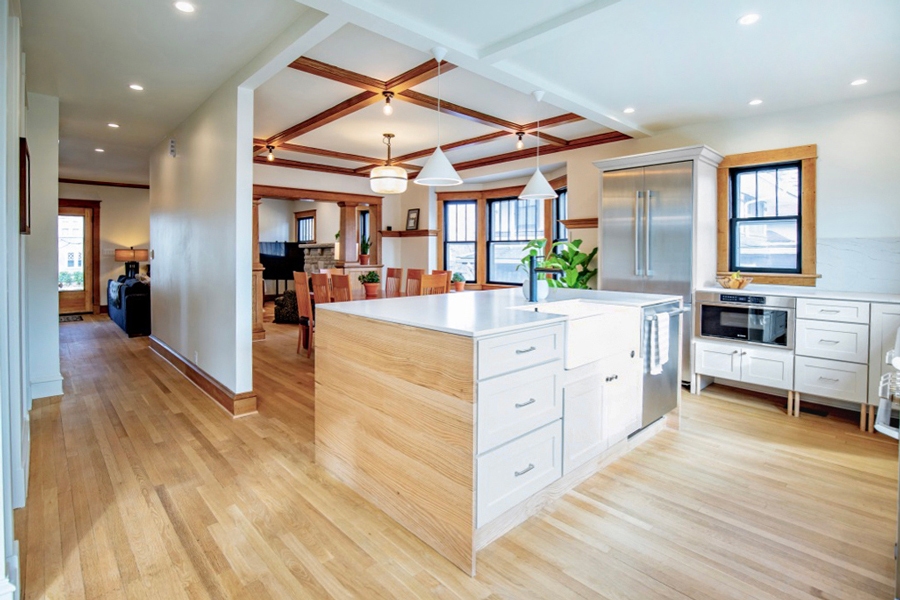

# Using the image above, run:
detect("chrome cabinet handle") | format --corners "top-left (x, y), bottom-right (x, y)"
top-left (515, 398), bottom-right (536, 408)
top-left (644, 190), bottom-right (652, 276)
top-left (605, 375), bottom-right (619, 382)
top-left (732, 350), bottom-right (740, 355)
top-left (516, 346), bottom-right (536, 355)
top-left (741, 351), bottom-right (747, 356)
top-left (634, 191), bottom-right (643, 276)
top-left (819, 309), bottom-right (840, 314)
top-left (514, 464), bottom-right (535, 477)
top-left (818, 339), bottom-right (840, 345)
top-left (818, 376), bottom-right (840, 382)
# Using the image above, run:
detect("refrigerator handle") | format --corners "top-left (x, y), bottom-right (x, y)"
top-left (644, 190), bottom-right (653, 277)
top-left (634, 191), bottom-right (643, 276)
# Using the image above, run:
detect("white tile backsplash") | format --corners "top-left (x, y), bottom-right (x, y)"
top-left (817, 237), bottom-right (900, 294)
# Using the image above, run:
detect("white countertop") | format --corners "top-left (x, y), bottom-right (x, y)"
top-left (318, 288), bottom-right (681, 337)
top-left (696, 284), bottom-right (900, 305)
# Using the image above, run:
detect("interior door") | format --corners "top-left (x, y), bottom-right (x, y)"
top-left (600, 167), bottom-right (644, 293)
top-left (58, 207), bottom-right (93, 314)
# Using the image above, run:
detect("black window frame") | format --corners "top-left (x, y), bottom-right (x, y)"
top-left (443, 199), bottom-right (478, 284)
top-left (358, 209), bottom-right (370, 246)
top-left (729, 161), bottom-right (802, 274)
top-left (487, 196), bottom-right (545, 285)
top-left (553, 187), bottom-right (568, 247)
top-left (296, 215), bottom-right (315, 244)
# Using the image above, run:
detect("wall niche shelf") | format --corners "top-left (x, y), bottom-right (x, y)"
top-left (559, 218), bottom-right (599, 229)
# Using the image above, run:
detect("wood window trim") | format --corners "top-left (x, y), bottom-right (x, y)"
top-left (716, 145), bottom-right (820, 287)
top-left (294, 209), bottom-right (317, 243)
top-left (437, 175), bottom-right (566, 286)
top-left (59, 199), bottom-right (102, 314)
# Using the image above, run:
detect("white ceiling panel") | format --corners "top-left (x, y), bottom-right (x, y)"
top-left (304, 23), bottom-right (431, 81)
top-left (540, 121), bottom-right (612, 140)
top-left (293, 101), bottom-right (500, 158)
top-left (254, 69), bottom-right (361, 140)
top-left (443, 134), bottom-right (541, 165)
top-left (273, 149), bottom-right (367, 169)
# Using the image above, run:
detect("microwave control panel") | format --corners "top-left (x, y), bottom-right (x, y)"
top-left (719, 294), bottom-right (767, 305)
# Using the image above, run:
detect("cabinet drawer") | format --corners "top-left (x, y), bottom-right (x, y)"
top-left (796, 298), bottom-right (869, 324)
top-left (796, 319), bottom-right (869, 364)
top-left (694, 341), bottom-right (741, 380)
top-left (477, 324), bottom-right (564, 380)
top-left (477, 362), bottom-right (562, 453)
top-left (795, 356), bottom-right (868, 404)
top-left (476, 420), bottom-right (562, 528)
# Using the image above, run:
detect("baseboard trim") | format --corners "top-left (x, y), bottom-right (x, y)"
top-left (30, 376), bottom-right (63, 400)
top-left (148, 336), bottom-right (257, 417)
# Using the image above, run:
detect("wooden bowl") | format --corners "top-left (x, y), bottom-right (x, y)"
top-left (717, 276), bottom-right (752, 290)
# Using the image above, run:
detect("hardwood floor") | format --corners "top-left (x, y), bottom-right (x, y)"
top-left (15, 311), bottom-right (898, 599)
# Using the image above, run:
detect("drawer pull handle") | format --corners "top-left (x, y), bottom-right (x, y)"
top-left (516, 346), bottom-right (537, 355)
top-left (819, 309), bottom-right (840, 314)
top-left (515, 398), bottom-right (537, 408)
top-left (605, 375), bottom-right (619, 382)
top-left (818, 376), bottom-right (840, 383)
top-left (514, 464), bottom-right (535, 477)
top-left (818, 339), bottom-right (840, 345)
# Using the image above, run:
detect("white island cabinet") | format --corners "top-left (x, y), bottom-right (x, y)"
top-left (315, 287), bottom-right (677, 575)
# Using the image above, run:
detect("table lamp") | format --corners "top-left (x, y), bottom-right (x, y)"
top-left (115, 247), bottom-right (149, 279)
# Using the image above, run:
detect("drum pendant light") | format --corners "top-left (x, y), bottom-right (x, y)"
top-left (519, 91), bottom-right (558, 200)
top-left (370, 133), bottom-right (408, 195)
top-left (414, 47), bottom-right (462, 186)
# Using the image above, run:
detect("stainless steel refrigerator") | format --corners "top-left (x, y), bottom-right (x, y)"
top-left (600, 160), bottom-right (695, 382)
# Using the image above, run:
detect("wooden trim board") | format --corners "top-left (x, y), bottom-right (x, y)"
top-left (149, 336), bottom-right (258, 417)
top-left (559, 217), bottom-right (598, 229)
top-left (59, 177), bottom-right (149, 190)
top-left (379, 229), bottom-right (437, 238)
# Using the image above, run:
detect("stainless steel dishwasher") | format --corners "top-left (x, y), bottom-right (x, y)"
top-left (639, 300), bottom-right (686, 428)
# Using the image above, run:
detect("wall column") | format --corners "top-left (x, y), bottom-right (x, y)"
top-left (252, 196), bottom-right (265, 341)
top-left (337, 201), bottom-right (358, 265)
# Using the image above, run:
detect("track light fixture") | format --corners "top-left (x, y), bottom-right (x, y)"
top-left (382, 91), bottom-right (394, 116)
top-left (266, 145), bottom-right (275, 162)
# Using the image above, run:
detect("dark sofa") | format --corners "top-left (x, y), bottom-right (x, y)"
top-left (107, 276), bottom-right (151, 337)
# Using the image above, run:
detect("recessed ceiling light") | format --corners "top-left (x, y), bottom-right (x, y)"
top-left (623, 107), bottom-right (635, 114)
top-left (748, 99), bottom-right (763, 106)
top-left (108, 123), bottom-right (119, 128)
top-left (851, 79), bottom-right (868, 86)
top-left (95, 148), bottom-right (105, 153)
top-left (738, 14), bottom-right (760, 25)
top-left (129, 84), bottom-right (144, 91)
top-left (174, 2), bottom-right (195, 13)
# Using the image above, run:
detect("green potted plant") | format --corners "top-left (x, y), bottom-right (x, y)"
top-left (451, 272), bottom-right (466, 292)
top-left (358, 270), bottom-right (380, 297)
top-left (544, 239), bottom-right (598, 289)
top-left (359, 236), bottom-right (371, 265)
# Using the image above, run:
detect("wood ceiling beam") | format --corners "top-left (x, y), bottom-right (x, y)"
top-left (397, 90), bottom-right (522, 133)
top-left (289, 56), bottom-right (385, 93)
top-left (384, 60), bottom-right (455, 91)
top-left (520, 113), bottom-right (584, 131)
top-left (526, 131), bottom-right (569, 147)
top-left (253, 155), bottom-right (369, 178)
top-left (265, 90), bottom-right (380, 147)
top-left (253, 184), bottom-right (382, 205)
top-left (391, 131), bottom-right (510, 163)
top-left (253, 138), bottom-right (418, 170)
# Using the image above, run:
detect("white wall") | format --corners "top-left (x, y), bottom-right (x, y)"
top-left (258, 197), bottom-right (293, 242)
top-left (58, 183), bottom-right (150, 306)
top-left (24, 93), bottom-right (61, 400)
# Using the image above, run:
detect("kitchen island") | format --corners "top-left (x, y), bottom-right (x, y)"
top-left (314, 287), bottom-right (681, 575)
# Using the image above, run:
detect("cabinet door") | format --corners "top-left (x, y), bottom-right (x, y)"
top-left (740, 347), bottom-right (794, 390)
top-left (602, 354), bottom-right (641, 447)
top-left (694, 341), bottom-right (741, 379)
top-left (562, 373), bottom-right (606, 475)
top-left (869, 304), bottom-right (900, 404)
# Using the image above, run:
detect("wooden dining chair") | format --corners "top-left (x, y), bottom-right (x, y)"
top-left (406, 268), bottom-right (424, 296)
top-left (385, 267), bottom-right (403, 296)
top-left (293, 272), bottom-right (315, 357)
top-left (432, 270), bottom-right (452, 293)
top-left (331, 274), bottom-right (352, 302)
top-left (311, 273), bottom-right (331, 305)
top-left (419, 273), bottom-right (448, 296)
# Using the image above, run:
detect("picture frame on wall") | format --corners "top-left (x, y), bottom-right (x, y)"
top-left (406, 208), bottom-right (419, 231)
top-left (19, 138), bottom-right (30, 235)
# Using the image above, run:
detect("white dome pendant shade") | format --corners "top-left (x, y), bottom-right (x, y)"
top-left (519, 90), bottom-right (557, 201)
top-left (519, 169), bottom-right (557, 200)
top-left (414, 46), bottom-right (462, 187)
top-left (370, 133), bottom-right (408, 195)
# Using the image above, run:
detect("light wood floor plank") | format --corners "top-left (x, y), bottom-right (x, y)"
top-left (12, 311), bottom-right (897, 599)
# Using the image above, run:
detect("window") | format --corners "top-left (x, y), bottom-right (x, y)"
top-left (67, 252), bottom-right (74, 268)
top-left (717, 144), bottom-right (818, 286)
top-left (730, 163), bottom-right (800, 273)
top-left (443, 201), bottom-right (477, 282)
top-left (553, 188), bottom-right (568, 246)
top-left (295, 210), bottom-right (316, 243)
top-left (77, 252), bottom-right (83, 267)
top-left (488, 197), bottom-right (544, 284)
top-left (358, 209), bottom-right (370, 245)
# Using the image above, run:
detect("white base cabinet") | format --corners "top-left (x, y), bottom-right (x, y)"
top-left (694, 341), bottom-right (793, 390)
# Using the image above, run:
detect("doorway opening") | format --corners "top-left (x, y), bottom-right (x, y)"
top-left (58, 199), bottom-right (101, 315)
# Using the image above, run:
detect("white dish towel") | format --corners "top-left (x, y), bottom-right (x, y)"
top-left (649, 311), bottom-right (670, 376)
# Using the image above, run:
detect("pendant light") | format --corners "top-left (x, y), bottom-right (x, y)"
top-left (414, 47), bottom-right (462, 186)
top-left (519, 90), bottom-right (558, 200)
top-left (370, 133), bottom-right (408, 195)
